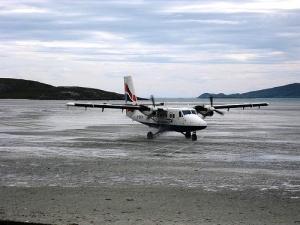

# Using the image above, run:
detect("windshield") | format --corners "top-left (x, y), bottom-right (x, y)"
top-left (182, 110), bottom-right (191, 115)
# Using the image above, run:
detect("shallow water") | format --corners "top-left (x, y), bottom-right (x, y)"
top-left (0, 99), bottom-right (299, 196)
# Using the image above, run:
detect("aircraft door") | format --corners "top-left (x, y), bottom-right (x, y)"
top-left (157, 109), bottom-right (169, 124)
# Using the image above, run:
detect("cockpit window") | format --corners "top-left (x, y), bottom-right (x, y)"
top-left (182, 110), bottom-right (192, 115)
top-left (191, 110), bottom-right (196, 114)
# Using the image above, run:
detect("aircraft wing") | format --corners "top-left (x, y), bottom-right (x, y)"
top-left (194, 101), bottom-right (269, 117)
top-left (213, 102), bottom-right (269, 110)
top-left (66, 102), bottom-right (149, 111)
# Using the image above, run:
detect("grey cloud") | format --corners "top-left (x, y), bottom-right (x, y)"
top-left (0, 0), bottom-right (299, 96)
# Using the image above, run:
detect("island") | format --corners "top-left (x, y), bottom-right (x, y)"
top-left (198, 83), bottom-right (300, 98)
top-left (0, 78), bottom-right (130, 100)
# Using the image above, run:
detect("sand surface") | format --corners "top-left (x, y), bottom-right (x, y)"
top-left (1, 186), bottom-right (299, 225)
top-left (0, 99), bottom-right (299, 224)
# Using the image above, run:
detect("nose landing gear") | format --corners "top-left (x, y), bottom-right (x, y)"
top-left (185, 131), bottom-right (191, 139)
top-left (191, 131), bottom-right (197, 141)
top-left (147, 130), bottom-right (198, 141)
top-left (182, 131), bottom-right (197, 141)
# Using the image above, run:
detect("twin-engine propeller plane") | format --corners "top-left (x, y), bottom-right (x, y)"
top-left (67, 76), bottom-right (268, 141)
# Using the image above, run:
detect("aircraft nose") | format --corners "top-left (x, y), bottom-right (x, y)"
top-left (187, 115), bottom-right (207, 129)
top-left (199, 118), bottom-right (207, 127)
top-left (197, 116), bottom-right (207, 127)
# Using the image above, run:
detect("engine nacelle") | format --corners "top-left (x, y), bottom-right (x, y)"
top-left (204, 110), bottom-right (214, 117)
top-left (194, 105), bottom-right (215, 117)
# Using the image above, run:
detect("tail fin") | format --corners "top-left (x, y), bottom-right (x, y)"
top-left (124, 76), bottom-right (138, 105)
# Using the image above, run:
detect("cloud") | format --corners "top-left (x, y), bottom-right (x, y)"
top-left (225, 53), bottom-right (259, 62)
top-left (162, 0), bottom-right (300, 14)
top-left (0, 0), bottom-right (299, 97)
top-left (0, 7), bottom-right (48, 14)
top-left (0, 1), bottom-right (50, 15)
top-left (167, 19), bottom-right (242, 25)
top-left (277, 32), bottom-right (300, 37)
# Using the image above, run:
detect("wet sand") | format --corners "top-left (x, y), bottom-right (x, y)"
top-left (1, 186), bottom-right (299, 225)
top-left (0, 99), bottom-right (299, 224)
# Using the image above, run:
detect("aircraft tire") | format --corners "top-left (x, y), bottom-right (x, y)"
top-left (192, 133), bottom-right (197, 141)
top-left (147, 131), bottom-right (154, 139)
top-left (185, 131), bottom-right (191, 139)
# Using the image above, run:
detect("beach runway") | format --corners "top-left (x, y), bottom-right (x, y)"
top-left (0, 99), bottom-right (299, 224)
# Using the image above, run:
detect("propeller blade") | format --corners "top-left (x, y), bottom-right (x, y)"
top-left (150, 95), bottom-right (156, 108)
top-left (209, 96), bottom-right (213, 106)
top-left (214, 109), bottom-right (224, 115)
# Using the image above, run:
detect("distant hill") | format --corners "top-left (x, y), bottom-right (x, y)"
top-left (0, 78), bottom-right (128, 100)
top-left (198, 83), bottom-right (300, 98)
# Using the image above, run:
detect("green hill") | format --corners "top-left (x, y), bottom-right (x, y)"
top-left (0, 78), bottom-right (126, 100)
top-left (198, 83), bottom-right (300, 98)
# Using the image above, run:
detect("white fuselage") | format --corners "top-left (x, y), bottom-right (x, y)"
top-left (126, 107), bottom-right (207, 132)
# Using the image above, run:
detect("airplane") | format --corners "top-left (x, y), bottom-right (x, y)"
top-left (67, 76), bottom-right (268, 141)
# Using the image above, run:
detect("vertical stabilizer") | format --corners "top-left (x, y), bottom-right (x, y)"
top-left (124, 76), bottom-right (138, 105)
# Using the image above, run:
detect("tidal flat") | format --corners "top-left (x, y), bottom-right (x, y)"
top-left (0, 99), bottom-right (299, 224)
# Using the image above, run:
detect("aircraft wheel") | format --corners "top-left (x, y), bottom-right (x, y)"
top-left (185, 131), bottom-right (191, 139)
top-left (147, 131), bottom-right (154, 139)
top-left (191, 133), bottom-right (197, 141)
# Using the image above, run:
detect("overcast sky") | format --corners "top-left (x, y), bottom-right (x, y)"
top-left (0, 0), bottom-right (299, 97)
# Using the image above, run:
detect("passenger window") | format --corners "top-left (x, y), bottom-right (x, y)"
top-left (179, 111), bottom-right (182, 117)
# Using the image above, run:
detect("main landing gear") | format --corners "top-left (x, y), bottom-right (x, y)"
top-left (147, 131), bottom-right (154, 139)
top-left (147, 129), bottom-right (165, 139)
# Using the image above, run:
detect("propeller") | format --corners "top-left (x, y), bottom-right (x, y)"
top-left (209, 96), bottom-right (224, 115)
top-left (194, 96), bottom-right (224, 117)
top-left (146, 95), bottom-right (157, 119)
top-left (214, 108), bottom-right (224, 115)
top-left (210, 96), bottom-right (213, 107)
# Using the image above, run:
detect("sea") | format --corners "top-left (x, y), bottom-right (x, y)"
top-left (0, 98), bottom-right (299, 197)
